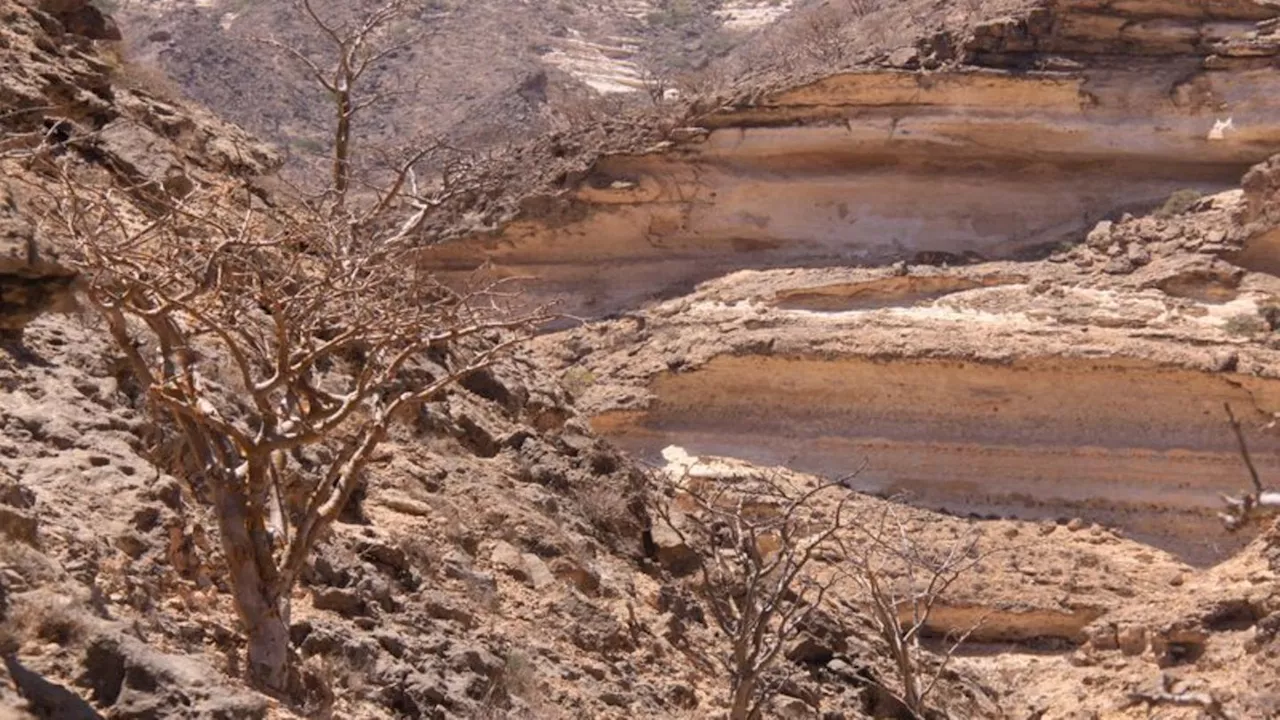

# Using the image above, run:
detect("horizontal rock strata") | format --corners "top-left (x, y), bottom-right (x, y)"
top-left (425, 0), bottom-right (1280, 317)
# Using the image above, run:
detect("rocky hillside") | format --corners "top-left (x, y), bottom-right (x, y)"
top-left (105, 0), bottom-right (803, 174)
top-left (5, 0), bottom-right (1280, 719)
top-left (470, 0), bottom-right (1280, 714)
top-left (0, 2), bottom-right (990, 718)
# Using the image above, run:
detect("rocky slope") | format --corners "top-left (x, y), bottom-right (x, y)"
top-left (106, 0), bottom-right (799, 176)
top-left (6, 0), bottom-right (1280, 719)
top-left (505, 0), bottom-right (1280, 714)
top-left (0, 2), bottom-right (1005, 719)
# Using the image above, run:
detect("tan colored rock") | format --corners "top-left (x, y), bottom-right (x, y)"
top-left (649, 514), bottom-right (700, 576)
top-left (489, 540), bottom-right (526, 577)
top-left (1086, 221), bottom-right (1115, 249)
top-left (550, 556), bottom-right (602, 595)
top-left (520, 552), bottom-right (555, 590)
top-left (1085, 623), bottom-right (1120, 651)
top-left (490, 540), bottom-right (556, 590)
top-left (771, 694), bottom-right (818, 719)
top-left (1117, 625), bottom-right (1148, 656)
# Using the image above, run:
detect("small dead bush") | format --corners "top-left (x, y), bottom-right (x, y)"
top-left (848, 0), bottom-right (882, 17)
top-left (1155, 189), bottom-right (1203, 219)
top-left (1, 589), bottom-right (89, 649)
top-left (1258, 301), bottom-right (1280, 331)
top-left (573, 480), bottom-right (634, 536)
top-left (498, 650), bottom-right (539, 702)
top-left (560, 367), bottom-right (596, 398)
top-left (1224, 312), bottom-right (1267, 337)
top-left (99, 43), bottom-right (189, 104)
top-left (655, 469), bottom-right (851, 720)
top-left (647, 0), bottom-right (696, 28)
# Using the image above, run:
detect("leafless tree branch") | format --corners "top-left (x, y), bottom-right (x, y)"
top-left (836, 502), bottom-right (988, 718)
top-left (22, 0), bottom-right (547, 696)
top-left (1220, 402), bottom-right (1280, 530)
top-left (653, 466), bottom-right (852, 720)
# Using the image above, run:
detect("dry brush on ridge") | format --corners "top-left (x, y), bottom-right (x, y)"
top-left (648, 457), bottom-right (1007, 720)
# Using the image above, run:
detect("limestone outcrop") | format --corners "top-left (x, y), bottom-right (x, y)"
top-left (539, 188), bottom-right (1280, 565)
top-left (425, 0), bottom-right (1280, 317)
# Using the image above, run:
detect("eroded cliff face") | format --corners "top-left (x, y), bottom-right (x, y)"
top-left (535, 185), bottom-right (1280, 565)
top-left (435, 0), bottom-right (1280, 571)
top-left (602, 354), bottom-right (1280, 562)
top-left (424, 0), bottom-right (1280, 317)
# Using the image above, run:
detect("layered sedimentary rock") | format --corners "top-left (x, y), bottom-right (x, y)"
top-left (425, 0), bottom-right (1280, 317)
top-left (541, 194), bottom-right (1280, 565)
top-left (600, 354), bottom-right (1280, 564)
top-left (475, 0), bottom-right (1280, 566)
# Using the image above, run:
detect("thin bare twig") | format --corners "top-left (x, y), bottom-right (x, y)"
top-left (1220, 402), bottom-right (1280, 530)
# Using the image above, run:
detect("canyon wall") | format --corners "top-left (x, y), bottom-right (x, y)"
top-left (544, 193), bottom-right (1280, 565)
top-left (497, 0), bottom-right (1280, 566)
top-left (424, 0), bottom-right (1280, 317)
top-left (597, 354), bottom-right (1280, 564)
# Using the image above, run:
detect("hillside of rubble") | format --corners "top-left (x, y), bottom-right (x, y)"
top-left (5, 0), bottom-right (1280, 718)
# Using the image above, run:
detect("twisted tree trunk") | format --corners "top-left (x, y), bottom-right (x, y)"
top-left (211, 467), bottom-right (292, 693)
top-left (729, 676), bottom-right (758, 720)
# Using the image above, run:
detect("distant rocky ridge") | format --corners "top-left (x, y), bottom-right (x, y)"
top-left (107, 0), bottom-right (790, 176)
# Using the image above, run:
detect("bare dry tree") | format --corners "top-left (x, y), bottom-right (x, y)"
top-left (797, 6), bottom-right (852, 66)
top-left (638, 67), bottom-right (674, 107)
top-left (847, 0), bottom-right (882, 18)
top-left (25, 0), bottom-right (543, 694)
top-left (836, 504), bottom-right (985, 718)
top-left (654, 468), bottom-right (851, 720)
top-left (1221, 402), bottom-right (1280, 530)
top-left (257, 0), bottom-right (430, 201)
